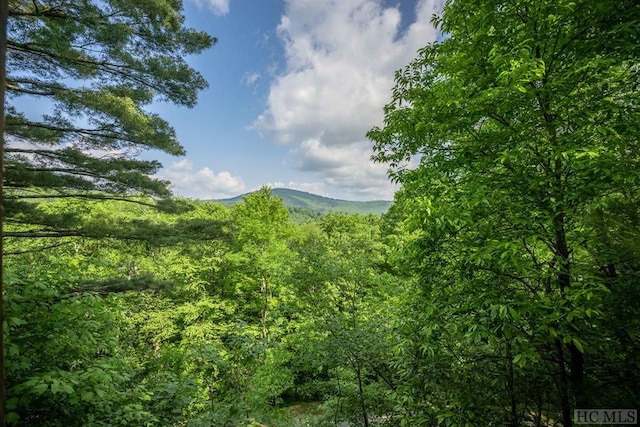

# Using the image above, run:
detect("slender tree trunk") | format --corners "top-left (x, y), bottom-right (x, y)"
top-left (506, 341), bottom-right (519, 427)
top-left (568, 341), bottom-right (586, 407)
top-left (0, 1), bottom-right (7, 425)
top-left (553, 211), bottom-right (571, 297)
top-left (260, 271), bottom-right (268, 343)
top-left (348, 293), bottom-right (369, 427)
top-left (535, 390), bottom-right (543, 427)
top-left (548, 99), bottom-right (582, 421)
top-left (355, 362), bottom-right (369, 427)
top-left (334, 369), bottom-right (342, 426)
top-left (555, 338), bottom-right (573, 427)
top-left (554, 209), bottom-right (586, 415)
top-left (554, 232), bottom-right (577, 427)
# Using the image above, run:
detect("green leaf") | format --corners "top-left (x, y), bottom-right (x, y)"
top-left (33, 383), bottom-right (49, 395)
top-left (572, 338), bottom-right (584, 353)
top-left (6, 398), bottom-right (19, 410)
top-left (81, 391), bottom-right (95, 402)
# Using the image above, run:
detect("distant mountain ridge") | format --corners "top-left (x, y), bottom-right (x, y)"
top-left (215, 188), bottom-right (392, 215)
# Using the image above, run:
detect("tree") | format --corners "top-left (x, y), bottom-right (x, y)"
top-left (228, 187), bottom-right (293, 344)
top-left (288, 213), bottom-right (398, 426)
top-left (5, 0), bottom-right (215, 234)
top-left (1, 4), bottom-right (9, 426)
top-left (2, 1), bottom-right (215, 423)
top-left (4, 274), bottom-right (156, 427)
top-left (369, 1), bottom-right (639, 425)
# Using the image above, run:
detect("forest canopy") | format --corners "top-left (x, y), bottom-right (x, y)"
top-left (2, 0), bottom-right (639, 426)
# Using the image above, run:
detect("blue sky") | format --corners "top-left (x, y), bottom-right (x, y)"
top-left (150, 0), bottom-right (444, 201)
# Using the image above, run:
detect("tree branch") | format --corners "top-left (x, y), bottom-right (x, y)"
top-left (5, 193), bottom-right (161, 208)
top-left (3, 241), bottom-right (75, 255)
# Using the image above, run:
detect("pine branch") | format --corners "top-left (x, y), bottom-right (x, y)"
top-left (3, 241), bottom-right (75, 255)
top-left (5, 193), bottom-right (161, 207)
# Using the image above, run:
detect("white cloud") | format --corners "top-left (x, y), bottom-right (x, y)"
top-left (6, 137), bottom-right (135, 163)
top-left (6, 137), bottom-right (54, 152)
top-left (190, 0), bottom-right (230, 16)
top-left (254, 0), bottom-right (443, 199)
top-left (158, 159), bottom-right (245, 199)
top-left (291, 139), bottom-right (398, 200)
top-left (242, 72), bottom-right (260, 86)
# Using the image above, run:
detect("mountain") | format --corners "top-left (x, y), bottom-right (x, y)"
top-left (215, 188), bottom-right (392, 216)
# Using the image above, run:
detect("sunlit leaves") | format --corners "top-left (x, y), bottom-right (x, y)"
top-left (369, 0), bottom-right (640, 423)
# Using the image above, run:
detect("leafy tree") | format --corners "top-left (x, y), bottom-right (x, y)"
top-left (4, 271), bottom-right (156, 426)
top-left (369, 0), bottom-right (640, 425)
top-left (228, 187), bottom-right (293, 343)
top-left (4, 190), bottom-right (405, 425)
top-left (288, 213), bottom-right (398, 426)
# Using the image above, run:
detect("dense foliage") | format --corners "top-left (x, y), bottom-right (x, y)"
top-left (4, 190), bottom-right (401, 426)
top-left (4, 0), bottom-right (639, 426)
top-left (369, 0), bottom-right (639, 425)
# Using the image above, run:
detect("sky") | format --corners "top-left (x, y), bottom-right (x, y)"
top-left (149, 0), bottom-right (444, 201)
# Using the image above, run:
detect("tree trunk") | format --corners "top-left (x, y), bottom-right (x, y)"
top-left (260, 271), bottom-right (268, 343)
top-left (506, 341), bottom-right (519, 427)
top-left (355, 363), bottom-right (369, 427)
top-left (555, 338), bottom-right (573, 427)
top-left (568, 341), bottom-right (586, 407)
top-left (554, 210), bottom-right (586, 416)
top-left (0, 1), bottom-right (7, 425)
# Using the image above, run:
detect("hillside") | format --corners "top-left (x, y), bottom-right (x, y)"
top-left (215, 188), bottom-right (392, 216)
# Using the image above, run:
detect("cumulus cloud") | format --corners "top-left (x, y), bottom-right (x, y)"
top-left (291, 139), bottom-right (397, 199)
top-left (190, 0), bottom-right (230, 16)
top-left (254, 0), bottom-right (442, 199)
top-left (158, 159), bottom-right (245, 199)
